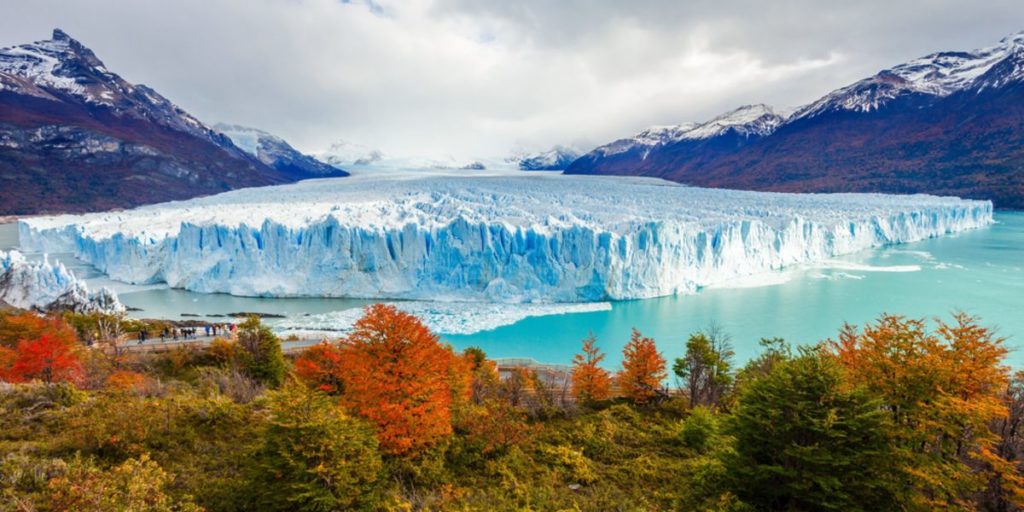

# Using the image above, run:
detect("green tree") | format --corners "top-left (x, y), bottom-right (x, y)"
top-left (723, 347), bottom-right (904, 511)
top-left (732, 337), bottom-right (791, 395)
top-left (673, 327), bottom-right (734, 408)
top-left (236, 316), bottom-right (286, 387)
top-left (679, 406), bottom-right (718, 454)
top-left (254, 383), bottom-right (382, 511)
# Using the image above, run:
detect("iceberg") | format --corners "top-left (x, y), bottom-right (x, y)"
top-left (18, 171), bottom-right (993, 303)
top-left (0, 249), bottom-right (124, 313)
top-left (276, 301), bottom-right (613, 336)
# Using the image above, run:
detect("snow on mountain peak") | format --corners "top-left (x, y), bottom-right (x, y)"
top-left (214, 124), bottom-right (286, 156)
top-left (513, 145), bottom-right (582, 170)
top-left (680, 104), bottom-right (784, 140)
top-left (0, 28), bottom-right (99, 99)
top-left (793, 31), bottom-right (1024, 120)
top-left (592, 104), bottom-right (784, 159)
top-left (0, 29), bottom-right (229, 146)
top-left (213, 123), bottom-right (343, 177)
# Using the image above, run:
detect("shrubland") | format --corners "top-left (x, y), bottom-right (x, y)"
top-left (1, 306), bottom-right (1022, 511)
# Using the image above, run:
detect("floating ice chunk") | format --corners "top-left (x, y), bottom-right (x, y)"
top-left (275, 301), bottom-right (613, 335)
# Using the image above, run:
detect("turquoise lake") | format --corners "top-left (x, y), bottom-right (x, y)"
top-left (3, 212), bottom-right (1023, 369)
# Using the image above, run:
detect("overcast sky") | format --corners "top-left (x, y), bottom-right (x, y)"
top-left (2, 0), bottom-right (1024, 157)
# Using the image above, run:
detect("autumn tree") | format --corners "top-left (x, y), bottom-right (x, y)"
top-left (617, 328), bottom-right (667, 405)
top-left (0, 312), bottom-right (73, 348)
top-left (831, 313), bottom-right (1020, 509)
top-left (463, 346), bottom-right (501, 403)
top-left (105, 370), bottom-right (147, 392)
top-left (673, 326), bottom-right (734, 408)
top-left (0, 314), bottom-right (84, 385)
top-left (294, 341), bottom-right (347, 394)
top-left (339, 304), bottom-right (469, 456)
top-left (571, 332), bottom-right (613, 404)
top-left (236, 316), bottom-right (286, 388)
top-left (984, 371), bottom-right (1024, 510)
top-left (9, 332), bottom-right (84, 385)
top-left (723, 346), bottom-right (905, 510)
top-left (253, 383), bottom-right (382, 511)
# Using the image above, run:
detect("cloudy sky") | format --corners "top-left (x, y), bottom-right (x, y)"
top-left (2, 0), bottom-right (1024, 158)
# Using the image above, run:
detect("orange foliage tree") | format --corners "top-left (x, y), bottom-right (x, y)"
top-left (294, 341), bottom-right (347, 394)
top-left (105, 370), bottom-right (147, 392)
top-left (571, 332), bottom-right (613, 404)
top-left (0, 312), bottom-right (78, 348)
top-left (338, 304), bottom-right (470, 456)
top-left (617, 328), bottom-right (666, 404)
top-left (10, 332), bottom-right (84, 384)
top-left (831, 313), bottom-right (1021, 508)
top-left (0, 314), bottom-right (84, 385)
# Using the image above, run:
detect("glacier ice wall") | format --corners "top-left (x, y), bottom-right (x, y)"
top-left (0, 249), bottom-right (124, 313)
top-left (18, 172), bottom-right (994, 303)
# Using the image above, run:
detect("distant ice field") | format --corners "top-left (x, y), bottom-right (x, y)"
top-left (19, 170), bottom-right (993, 303)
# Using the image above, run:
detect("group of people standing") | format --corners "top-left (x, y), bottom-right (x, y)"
top-left (132, 323), bottom-right (237, 344)
top-left (161, 327), bottom-right (200, 341)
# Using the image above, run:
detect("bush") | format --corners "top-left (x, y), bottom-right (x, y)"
top-left (48, 453), bottom-right (201, 512)
top-left (253, 383), bottom-right (382, 511)
top-left (679, 406), bottom-right (717, 454)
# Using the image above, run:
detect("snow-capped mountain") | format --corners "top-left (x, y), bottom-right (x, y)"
top-left (513, 145), bottom-right (583, 170)
top-left (568, 31), bottom-right (1024, 208)
top-left (0, 29), bottom-right (240, 155)
top-left (318, 140), bottom-right (385, 168)
top-left (0, 29), bottom-right (342, 215)
top-left (792, 32), bottom-right (1024, 119)
top-left (583, 105), bottom-right (784, 161)
top-left (214, 124), bottom-right (344, 178)
top-left (681, 104), bottom-right (786, 140)
top-left (0, 249), bottom-right (123, 314)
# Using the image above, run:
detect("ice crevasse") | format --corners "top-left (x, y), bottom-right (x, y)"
top-left (18, 173), bottom-right (994, 303)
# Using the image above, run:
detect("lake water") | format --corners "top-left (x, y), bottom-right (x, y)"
top-left (3, 212), bottom-right (1023, 368)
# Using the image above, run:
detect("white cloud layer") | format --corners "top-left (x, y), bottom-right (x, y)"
top-left (2, 0), bottom-right (1023, 158)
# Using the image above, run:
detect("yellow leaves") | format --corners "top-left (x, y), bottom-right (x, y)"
top-left (830, 312), bottom-right (1016, 506)
top-left (617, 328), bottom-right (667, 405)
top-left (571, 333), bottom-right (613, 403)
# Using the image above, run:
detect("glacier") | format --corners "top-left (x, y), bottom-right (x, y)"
top-left (0, 249), bottom-right (124, 313)
top-left (17, 170), bottom-right (993, 303)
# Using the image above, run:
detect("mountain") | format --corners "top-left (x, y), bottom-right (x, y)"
top-left (0, 29), bottom-right (343, 216)
top-left (567, 33), bottom-right (1024, 208)
top-left (513, 145), bottom-right (583, 170)
top-left (318, 139), bottom-right (385, 168)
top-left (213, 123), bottom-right (344, 178)
top-left (568, 104), bottom-right (785, 178)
